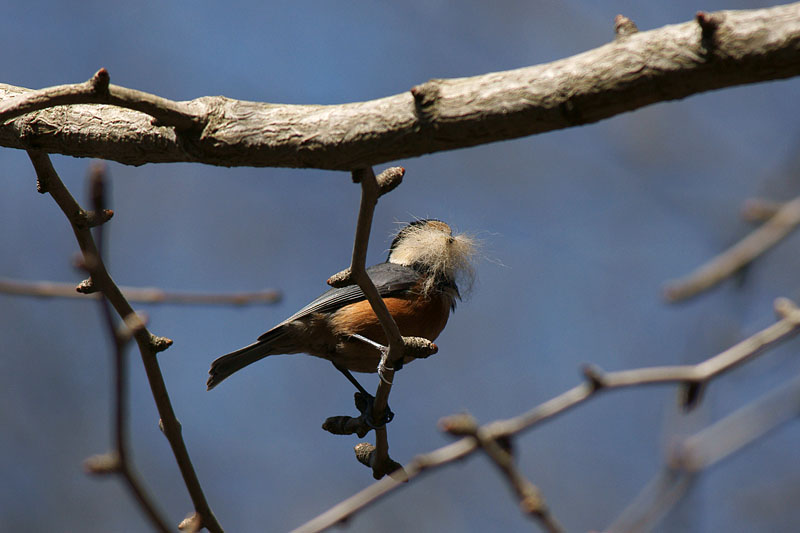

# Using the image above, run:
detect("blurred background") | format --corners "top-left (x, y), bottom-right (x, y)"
top-left (2, 1), bottom-right (800, 531)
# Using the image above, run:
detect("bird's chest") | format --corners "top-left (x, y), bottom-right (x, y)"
top-left (330, 292), bottom-right (451, 343)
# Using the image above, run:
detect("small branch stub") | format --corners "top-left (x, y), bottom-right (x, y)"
top-left (354, 442), bottom-right (405, 480)
top-left (85, 209), bottom-right (115, 228)
top-left (775, 297), bottom-right (800, 322)
top-left (149, 335), bottom-right (173, 353)
top-left (696, 11), bottom-right (724, 39)
top-left (322, 415), bottom-right (370, 438)
top-left (439, 413), bottom-right (479, 436)
top-left (84, 452), bottom-right (121, 475)
top-left (742, 198), bottom-right (782, 223)
top-left (614, 15), bottom-right (639, 38)
top-left (582, 363), bottom-right (607, 390)
top-left (697, 10), bottom-right (726, 51)
top-left (322, 392), bottom-right (392, 438)
top-left (410, 81), bottom-right (440, 122)
top-left (680, 381), bottom-right (705, 410)
top-left (90, 68), bottom-right (111, 95)
top-left (375, 166), bottom-right (405, 197)
top-left (327, 267), bottom-right (354, 288)
top-left (76, 278), bottom-right (97, 294)
top-left (74, 208), bottom-right (114, 229)
top-left (402, 336), bottom-right (438, 359)
top-left (354, 442), bottom-right (376, 466)
top-left (178, 512), bottom-right (203, 533)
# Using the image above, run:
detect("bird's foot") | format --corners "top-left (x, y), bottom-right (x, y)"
top-left (355, 391), bottom-right (394, 428)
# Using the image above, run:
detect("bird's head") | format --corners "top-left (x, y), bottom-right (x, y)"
top-left (388, 219), bottom-right (476, 297)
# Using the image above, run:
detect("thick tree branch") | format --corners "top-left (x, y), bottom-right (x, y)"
top-left (2, 4), bottom-right (800, 169)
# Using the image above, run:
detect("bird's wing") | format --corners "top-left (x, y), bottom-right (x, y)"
top-left (260, 263), bottom-right (420, 339)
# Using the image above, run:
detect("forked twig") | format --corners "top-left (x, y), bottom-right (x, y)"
top-left (27, 153), bottom-right (222, 533)
top-left (81, 164), bottom-right (171, 532)
top-left (293, 298), bottom-right (800, 532)
top-left (607, 372), bottom-right (800, 532)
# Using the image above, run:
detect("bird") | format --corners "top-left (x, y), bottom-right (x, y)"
top-left (207, 219), bottom-right (475, 393)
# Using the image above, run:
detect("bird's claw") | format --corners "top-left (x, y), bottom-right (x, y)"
top-left (355, 391), bottom-right (394, 428)
top-left (377, 345), bottom-right (403, 384)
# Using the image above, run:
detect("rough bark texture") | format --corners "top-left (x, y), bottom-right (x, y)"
top-left (1, 3), bottom-right (799, 170)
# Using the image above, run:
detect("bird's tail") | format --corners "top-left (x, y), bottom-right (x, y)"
top-left (207, 339), bottom-right (277, 390)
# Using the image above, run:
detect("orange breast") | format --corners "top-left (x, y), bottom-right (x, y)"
top-left (329, 293), bottom-right (451, 345)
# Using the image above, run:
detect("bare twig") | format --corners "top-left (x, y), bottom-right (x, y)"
top-left (0, 277), bottom-right (280, 306)
top-left (0, 68), bottom-right (200, 130)
top-left (290, 439), bottom-right (476, 533)
top-left (664, 196), bottom-right (800, 302)
top-left (27, 153), bottom-right (222, 533)
top-left (604, 469), bottom-right (694, 533)
top-left (80, 164), bottom-right (171, 533)
top-left (440, 413), bottom-right (564, 532)
top-left (614, 14), bottom-right (639, 39)
top-left (292, 298), bottom-right (800, 532)
top-left (607, 372), bottom-right (800, 532)
top-left (2, 4), bottom-right (800, 168)
top-left (477, 432), bottom-right (563, 533)
top-left (324, 166), bottom-right (408, 479)
top-left (672, 373), bottom-right (800, 473)
top-left (741, 197), bottom-right (783, 223)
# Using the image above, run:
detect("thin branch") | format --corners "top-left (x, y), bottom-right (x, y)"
top-left (440, 414), bottom-right (564, 533)
top-left (671, 372), bottom-right (800, 472)
top-left (27, 152), bottom-right (223, 533)
top-left (2, 4), bottom-right (800, 168)
top-left (349, 168), bottom-right (402, 479)
top-left (604, 469), bottom-right (694, 533)
top-left (606, 372), bottom-right (800, 532)
top-left (0, 277), bottom-right (281, 306)
top-left (292, 297), bottom-right (800, 532)
top-left (81, 164), bottom-right (171, 533)
top-left (664, 195), bottom-right (800, 303)
top-left (0, 68), bottom-right (201, 130)
top-left (290, 439), bottom-right (476, 533)
top-left (488, 297), bottom-right (800, 437)
top-left (741, 197), bottom-right (784, 223)
top-left (325, 166), bottom-right (408, 479)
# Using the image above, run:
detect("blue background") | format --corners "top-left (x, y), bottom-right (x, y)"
top-left (2, 1), bottom-right (799, 531)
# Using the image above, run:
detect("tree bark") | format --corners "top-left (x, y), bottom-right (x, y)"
top-left (1, 3), bottom-right (799, 170)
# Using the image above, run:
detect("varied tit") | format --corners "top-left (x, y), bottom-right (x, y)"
top-left (207, 219), bottom-right (475, 393)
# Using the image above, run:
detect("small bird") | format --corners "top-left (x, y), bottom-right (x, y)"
top-left (207, 219), bottom-right (475, 392)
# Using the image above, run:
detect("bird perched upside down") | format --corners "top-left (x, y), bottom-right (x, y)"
top-left (207, 219), bottom-right (475, 392)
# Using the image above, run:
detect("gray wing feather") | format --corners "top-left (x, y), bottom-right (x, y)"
top-left (259, 262), bottom-right (419, 339)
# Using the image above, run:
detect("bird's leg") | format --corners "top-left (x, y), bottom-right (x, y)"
top-left (334, 334), bottom-right (396, 426)
top-left (348, 333), bottom-right (398, 382)
top-left (333, 362), bottom-right (370, 397)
